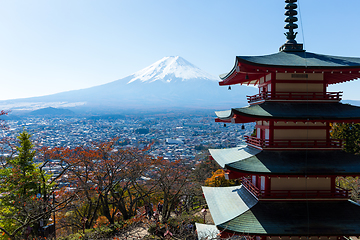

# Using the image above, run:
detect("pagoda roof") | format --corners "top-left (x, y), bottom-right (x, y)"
top-left (203, 185), bottom-right (360, 236)
top-left (209, 146), bottom-right (360, 176)
top-left (209, 146), bottom-right (261, 168)
top-left (218, 199), bottom-right (360, 236)
top-left (220, 51), bottom-right (360, 86)
top-left (237, 51), bottom-right (360, 68)
top-left (215, 102), bottom-right (360, 123)
top-left (202, 185), bottom-right (258, 226)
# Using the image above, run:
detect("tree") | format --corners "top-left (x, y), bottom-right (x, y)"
top-left (95, 141), bottom-right (156, 223)
top-left (192, 153), bottom-right (220, 183)
top-left (0, 130), bottom-right (72, 240)
top-left (152, 158), bottom-right (194, 222)
top-left (331, 123), bottom-right (360, 201)
top-left (205, 169), bottom-right (235, 187)
top-left (330, 122), bottom-right (360, 154)
top-left (54, 140), bottom-right (156, 234)
top-left (0, 130), bottom-right (43, 239)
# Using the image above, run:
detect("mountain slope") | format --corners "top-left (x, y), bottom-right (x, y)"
top-left (128, 56), bottom-right (218, 83)
top-left (0, 56), bottom-right (257, 113)
top-left (28, 107), bottom-right (75, 116)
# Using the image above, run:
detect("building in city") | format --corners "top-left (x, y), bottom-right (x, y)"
top-left (202, 1), bottom-right (360, 239)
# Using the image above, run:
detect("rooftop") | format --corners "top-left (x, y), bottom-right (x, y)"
top-left (219, 200), bottom-right (360, 236)
top-left (219, 51), bottom-right (360, 86)
top-left (210, 146), bottom-right (360, 176)
top-left (215, 102), bottom-right (360, 123)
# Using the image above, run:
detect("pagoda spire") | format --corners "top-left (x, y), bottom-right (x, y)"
top-left (284, 0), bottom-right (298, 44)
top-left (279, 0), bottom-right (304, 52)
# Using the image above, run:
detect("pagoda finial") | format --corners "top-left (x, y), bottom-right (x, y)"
top-left (279, 0), bottom-right (304, 52)
top-left (284, 0), bottom-right (298, 43)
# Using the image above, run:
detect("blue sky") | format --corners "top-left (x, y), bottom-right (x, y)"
top-left (1, 0), bottom-right (360, 100)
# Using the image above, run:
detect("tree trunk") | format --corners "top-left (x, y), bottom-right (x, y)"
top-left (100, 194), bottom-right (114, 225)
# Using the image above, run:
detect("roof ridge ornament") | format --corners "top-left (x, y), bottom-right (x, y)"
top-left (279, 0), bottom-right (304, 52)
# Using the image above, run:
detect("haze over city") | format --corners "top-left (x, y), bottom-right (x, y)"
top-left (1, 1), bottom-right (360, 101)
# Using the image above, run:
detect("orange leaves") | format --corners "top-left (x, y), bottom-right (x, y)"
top-left (205, 169), bottom-right (234, 187)
top-left (205, 169), bottom-right (225, 187)
top-left (93, 216), bottom-right (109, 228)
top-left (52, 140), bottom-right (157, 230)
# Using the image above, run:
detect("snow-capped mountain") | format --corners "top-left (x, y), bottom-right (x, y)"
top-left (0, 56), bottom-right (257, 113)
top-left (128, 56), bottom-right (218, 83)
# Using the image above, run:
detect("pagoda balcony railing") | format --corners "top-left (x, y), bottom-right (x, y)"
top-left (241, 177), bottom-right (261, 198)
top-left (241, 177), bottom-right (350, 199)
top-left (245, 136), bottom-right (343, 149)
top-left (247, 91), bottom-right (342, 103)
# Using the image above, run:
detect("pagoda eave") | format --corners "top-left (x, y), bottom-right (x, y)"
top-left (219, 69), bottom-right (360, 86)
top-left (215, 114), bottom-right (256, 124)
top-left (219, 52), bottom-right (360, 86)
top-left (216, 115), bottom-right (360, 124)
top-left (217, 200), bottom-right (360, 236)
top-left (203, 185), bottom-right (360, 237)
top-left (225, 165), bottom-right (360, 177)
top-left (210, 147), bottom-right (360, 176)
top-left (215, 102), bottom-right (360, 124)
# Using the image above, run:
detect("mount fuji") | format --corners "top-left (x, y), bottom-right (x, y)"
top-left (0, 56), bottom-right (256, 114)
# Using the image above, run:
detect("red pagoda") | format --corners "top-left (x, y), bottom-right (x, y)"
top-left (202, 1), bottom-right (360, 239)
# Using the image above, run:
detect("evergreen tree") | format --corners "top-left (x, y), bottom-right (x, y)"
top-left (0, 130), bottom-right (47, 240)
top-left (330, 123), bottom-right (360, 154)
top-left (9, 130), bottom-right (38, 197)
top-left (331, 123), bottom-right (360, 202)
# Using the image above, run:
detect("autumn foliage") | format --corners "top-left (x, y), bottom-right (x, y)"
top-left (205, 169), bottom-right (235, 187)
top-left (0, 115), bottom-right (207, 239)
top-left (33, 139), bottom-right (202, 238)
top-left (51, 141), bottom-right (159, 233)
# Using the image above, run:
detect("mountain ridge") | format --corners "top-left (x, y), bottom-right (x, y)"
top-left (0, 56), bottom-right (257, 113)
top-left (128, 56), bottom-right (219, 84)
top-left (29, 107), bottom-right (75, 116)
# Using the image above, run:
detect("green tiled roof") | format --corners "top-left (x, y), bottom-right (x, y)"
top-left (225, 150), bottom-right (360, 175)
top-left (217, 102), bottom-right (360, 121)
top-left (214, 109), bottom-right (233, 119)
top-left (209, 146), bottom-right (261, 168)
top-left (202, 186), bottom-right (258, 226)
top-left (237, 51), bottom-right (360, 68)
top-left (218, 200), bottom-right (360, 236)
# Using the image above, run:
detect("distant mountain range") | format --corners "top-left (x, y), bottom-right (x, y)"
top-left (28, 107), bottom-right (75, 116)
top-left (0, 56), bottom-right (257, 114)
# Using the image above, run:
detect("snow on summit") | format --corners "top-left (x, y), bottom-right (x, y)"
top-left (127, 56), bottom-right (219, 84)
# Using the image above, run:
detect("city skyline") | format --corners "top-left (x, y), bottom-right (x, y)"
top-left (1, 1), bottom-right (359, 101)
